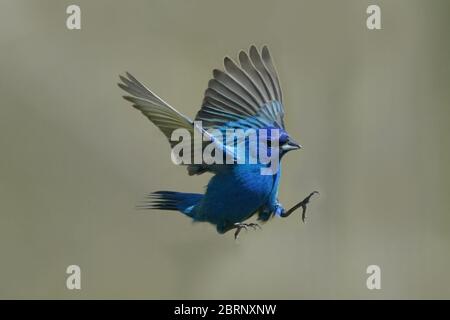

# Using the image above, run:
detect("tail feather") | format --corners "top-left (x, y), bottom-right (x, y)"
top-left (139, 191), bottom-right (203, 217)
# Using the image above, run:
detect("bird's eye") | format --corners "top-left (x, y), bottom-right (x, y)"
top-left (279, 135), bottom-right (289, 145)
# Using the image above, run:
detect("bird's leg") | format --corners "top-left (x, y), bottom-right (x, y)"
top-left (232, 222), bottom-right (261, 239)
top-left (281, 191), bottom-right (319, 222)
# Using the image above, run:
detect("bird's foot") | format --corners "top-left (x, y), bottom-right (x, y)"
top-left (281, 191), bottom-right (319, 222)
top-left (233, 222), bottom-right (261, 239)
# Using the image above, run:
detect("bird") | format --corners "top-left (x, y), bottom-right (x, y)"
top-left (118, 45), bottom-right (318, 239)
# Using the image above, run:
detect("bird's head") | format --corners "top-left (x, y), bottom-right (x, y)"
top-left (279, 130), bottom-right (302, 156)
top-left (260, 127), bottom-right (302, 159)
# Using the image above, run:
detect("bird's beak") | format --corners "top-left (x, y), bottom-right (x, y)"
top-left (281, 138), bottom-right (302, 152)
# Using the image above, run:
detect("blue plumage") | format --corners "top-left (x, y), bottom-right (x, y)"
top-left (119, 45), bottom-right (317, 238)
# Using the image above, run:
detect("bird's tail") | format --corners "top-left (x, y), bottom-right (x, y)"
top-left (139, 191), bottom-right (203, 218)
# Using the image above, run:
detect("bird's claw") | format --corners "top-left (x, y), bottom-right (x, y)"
top-left (300, 191), bottom-right (319, 222)
top-left (247, 223), bottom-right (261, 230)
top-left (281, 191), bottom-right (319, 222)
top-left (233, 222), bottom-right (261, 239)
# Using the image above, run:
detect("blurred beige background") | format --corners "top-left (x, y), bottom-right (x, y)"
top-left (0, 0), bottom-right (449, 299)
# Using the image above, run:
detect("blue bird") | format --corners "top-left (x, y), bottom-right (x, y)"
top-left (119, 45), bottom-right (318, 239)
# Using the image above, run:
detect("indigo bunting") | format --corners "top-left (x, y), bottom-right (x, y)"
top-left (119, 45), bottom-right (318, 239)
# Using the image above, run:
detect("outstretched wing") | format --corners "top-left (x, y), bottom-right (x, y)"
top-left (118, 73), bottom-right (234, 175)
top-left (118, 72), bottom-right (194, 148)
top-left (195, 45), bottom-right (285, 130)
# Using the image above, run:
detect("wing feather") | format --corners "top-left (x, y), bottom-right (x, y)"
top-left (196, 45), bottom-right (285, 130)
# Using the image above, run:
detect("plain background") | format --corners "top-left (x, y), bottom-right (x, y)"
top-left (0, 0), bottom-right (449, 299)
